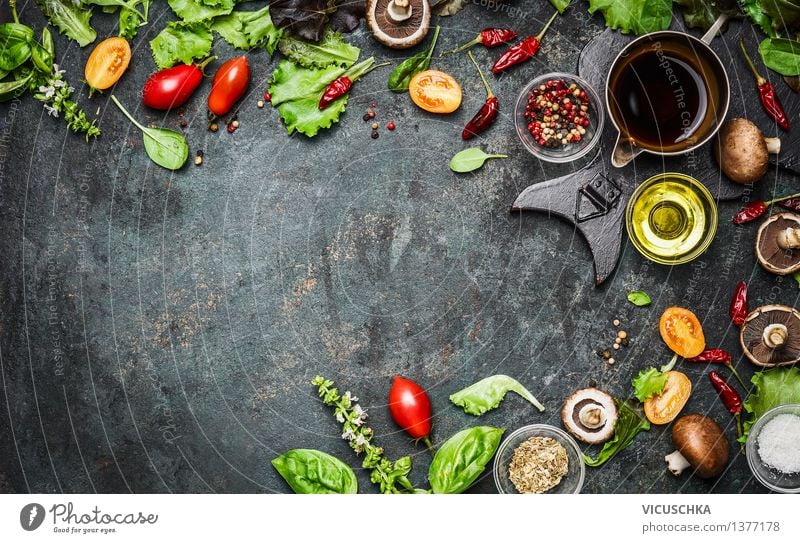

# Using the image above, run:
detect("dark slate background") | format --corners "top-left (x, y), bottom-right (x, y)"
top-left (1, 1), bottom-right (797, 494)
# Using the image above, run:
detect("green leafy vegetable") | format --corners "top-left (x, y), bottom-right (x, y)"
top-left (150, 21), bottom-right (213, 70)
top-left (627, 290), bottom-right (651, 306)
top-left (587, 0), bottom-right (672, 35)
top-left (741, 0), bottom-right (777, 37)
top-left (0, 23), bottom-right (34, 72)
top-left (35, 0), bottom-right (97, 47)
top-left (167, 0), bottom-right (236, 22)
top-left (740, 367), bottom-right (800, 442)
top-left (793, 270), bottom-right (800, 288)
top-left (584, 399), bottom-right (650, 467)
top-left (450, 375), bottom-right (545, 415)
top-left (429, 426), bottom-right (504, 494)
top-left (272, 449), bottom-right (358, 494)
top-left (270, 0), bottom-right (335, 42)
top-left (449, 147), bottom-right (508, 173)
top-left (674, 0), bottom-right (719, 30)
top-left (278, 28), bottom-right (359, 69)
top-left (632, 367), bottom-right (669, 402)
top-left (759, 38), bottom-right (800, 76)
top-left (388, 25), bottom-right (440, 93)
top-left (549, 0), bottom-right (573, 13)
top-left (111, 95), bottom-right (188, 170)
top-left (117, 0), bottom-right (151, 40)
top-left (212, 6), bottom-right (283, 54)
top-left (760, 0), bottom-right (800, 32)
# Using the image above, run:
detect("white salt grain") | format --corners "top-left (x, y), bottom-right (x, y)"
top-left (758, 413), bottom-right (800, 474)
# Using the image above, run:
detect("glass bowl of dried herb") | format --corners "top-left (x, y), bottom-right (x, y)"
top-left (493, 424), bottom-right (585, 494)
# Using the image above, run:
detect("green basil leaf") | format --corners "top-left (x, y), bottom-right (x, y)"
top-left (31, 43), bottom-right (53, 74)
top-left (449, 147), bottom-right (507, 173)
top-left (450, 375), bottom-right (545, 416)
top-left (627, 290), bottom-right (651, 306)
top-left (272, 449), bottom-right (358, 494)
top-left (388, 26), bottom-right (440, 92)
top-left (583, 399), bottom-right (650, 467)
top-left (0, 23), bottom-right (34, 72)
top-left (0, 72), bottom-right (33, 103)
top-left (42, 27), bottom-right (55, 57)
top-left (759, 38), bottom-right (800, 76)
top-left (142, 127), bottom-right (189, 170)
top-left (429, 426), bottom-right (504, 494)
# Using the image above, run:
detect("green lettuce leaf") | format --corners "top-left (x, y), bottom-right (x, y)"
top-left (741, 367), bottom-right (800, 442)
top-left (632, 367), bottom-right (669, 402)
top-left (118, 0), bottom-right (151, 40)
top-left (588, 0), bottom-right (673, 35)
top-left (269, 59), bottom-right (348, 137)
top-left (449, 375), bottom-right (545, 415)
top-left (550, 0), bottom-right (573, 13)
top-left (584, 399), bottom-right (650, 467)
top-left (277, 28), bottom-right (359, 69)
top-left (150, 21), bottom-right (213, 70)
top-left (35, 0), bottom-right (97, 47)
top-left (167, 0), bottom-right (236, 22)
top-left (212, 6), bottom-right (283, 53)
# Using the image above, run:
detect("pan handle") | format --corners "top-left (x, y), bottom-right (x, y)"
top-left (700, 14), bottom-right (730, 44)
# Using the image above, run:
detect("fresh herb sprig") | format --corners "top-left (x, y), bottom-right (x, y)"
top-left (312, 376), bottom-right (418, 494)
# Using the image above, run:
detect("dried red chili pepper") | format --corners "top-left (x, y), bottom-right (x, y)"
top-left (319, 58), bottom-right (389, 110)
top-left (778, 198), bottom-right (800, 211)
top-left (687, 348), bottom-right (745, 387)
top-left (709, 371), bottom-right (743, 438)
top-left (729, 281), bottom-right (748, 327)
top-left (732, 192), bottom-right (800, 224)
top-left (740, 39), bottom-right (790, 132)
top-left (463, 51), bottom-right (498, 140)
top-left (492, 11), bottom-right (559, 74)
top-left (445, 28), bottom-right (518, 55)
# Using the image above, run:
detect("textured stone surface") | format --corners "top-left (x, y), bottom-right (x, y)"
top-left (1, 2), bottom-right (797, 494)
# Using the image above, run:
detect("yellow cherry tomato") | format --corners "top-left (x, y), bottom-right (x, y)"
top-left (644, 371), bottom-right (692, 425)
top-left (85, 37), bottom-right (131, 91)
top-left (409, 70), bottom-right (462, 114)
top-left (659, 307), bottom-right (705, 358)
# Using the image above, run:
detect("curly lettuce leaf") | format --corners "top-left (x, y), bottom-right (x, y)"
top-left (35, 0), bottom-right (97, 47)
top-left (741, 367), bottom-right (800, 442)
top-left (584, 399), bottom-right (650, 467)
top-left (212, 6), bottom-right (283, 53)
top-left (277, 28), bottom-right (359, 69)
top-left (632, 367), bottom-right (669, 402)
top-left (168, 0), bottom-right (236, 22)
top-left (118, 0), bottom-right (151, 40)
top-left (449, 375), bottom-right (545, 416)
top-left (150, 21), bottom-right (213, 70)
top-left (269, 59), bottom-right (348, 137)
top-left (588, 0), bottom-right (673, 35)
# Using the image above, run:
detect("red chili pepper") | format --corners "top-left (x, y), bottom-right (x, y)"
top-left (318, 58), bottom-right (389, 110)
top-left (733, 192), bottom-right (800, 224)
top-left (729, 281), bottom-right (748, 327)
top-left (492, 11), bottom-right (559, 74)
top-left (445, 28), bottom-right (518, 55)
top-left (709, 371), bottom-right (743, 438)
top-left (687, 348), bottom-right (745, 387)
top-left (778, 198), bottom-right (800, 211)
top-left (740, 40), bottom-right (790, 132)
top-left (463, 51), bottom-right (498, 140)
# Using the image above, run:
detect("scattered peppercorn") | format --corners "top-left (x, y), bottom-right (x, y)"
top-left (387, 122), bottom-right (396, 131)
top-left (371, 122), bottom-right (379, 130)
top-left (618, 331), bottom-right (628, 339)
top-left (209, 122), bottom-right (219, 133)
top-left (613, 344), bottom-right (620, 350)
top-left (370, 101), bottom-right (377, 108)
top-left (371, 131), bottom-right (379, 139)
top-left (264, 91), bottom-right (271, 102)
top-left (620, 337), bottom-right (629, 347)
top-left (232, 119), bottom-right (240, 128)
top-left (179, 118), bottom-right (188, 129)
top-left (257, 100), bottom-right (265, 108)
top-left (194, 150), bottom-right (204, 166)
top-left (608, 358), bottom-right (615, 365)
top-left (363, 113), bottom-right (371, 121)
top-left (524, 79), bottom-right (590, 149)
top-left (367, 109), bottom-right (376, 119)
top-left (597, 349), bottom-right (611, 360)
top-left (227, 124), bottom-right (236, 133)
top-left (613, 319), bottom-right (620, 326)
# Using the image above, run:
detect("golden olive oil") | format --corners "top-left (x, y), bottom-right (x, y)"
top-left (629, 179), bottom-right (707, 260)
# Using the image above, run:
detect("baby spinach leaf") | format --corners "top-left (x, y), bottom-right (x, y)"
top-left (277, 28), bottom-right (359, 69)
top-left (759, 38), bottom-right (800, 76)
top-left (450, 375), bottom-right (545, 416)
top-left (584, 399), bottom-right (650, 467)
top-left (587, 0), bottom-right (672, 35)
top-left (111, 95), bottom-right (188, 170)
top-left (272, 449), bottom-right (358, 494)
top-left (449, 147), bottom-right (507, 173)
top-left (429, 426), bottom-right (504, 494)
top-left (388, 26), bottom-right (440, 92)
top-left (627, 290), bottom-right (651, 306)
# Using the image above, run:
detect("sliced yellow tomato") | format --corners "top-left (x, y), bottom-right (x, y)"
top-left (409, 70), bottom-right (462, 114)
top-left (644, 371), bottom-right (691, 425)
top-left (659, 307), bottom-right (705, 358)
top-left (85, 37), bottom-right (131, 91)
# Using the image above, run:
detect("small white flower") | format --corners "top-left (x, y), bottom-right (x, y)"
top-left (39, 85), bottom-right (55, 99)
top-left (341, 429), bottom-right (356, 442)
top-left (355, 434), bottom-right (369, 448)
top-left (53, 65), bottom-right (65, 77)
top-left (344, 391), bottom-right (358, 403)
top-left (335, 411), bottom-right (345, 423)
top-left (53, 79), bottom-right (66, 88)
top-left (352, 404), bottom-right (367, 424)
top-left (43, 104), bottom-right (58, 118)
top-left (67, 86), bottom-right (75, 93)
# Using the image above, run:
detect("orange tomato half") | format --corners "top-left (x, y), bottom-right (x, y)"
top-left (85, 37), bottom-right (131, 91)
top-left (409, 70), bottom-right (462, 114)
top-left (644, 371), bottom-right (692, 425)
top-left (659, 307), bottom-right (705, 358)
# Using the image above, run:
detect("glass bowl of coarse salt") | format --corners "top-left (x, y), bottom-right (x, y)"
top-left (746, 404), bottom-right (800, 493)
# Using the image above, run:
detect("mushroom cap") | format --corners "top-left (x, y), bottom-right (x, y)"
top-left (740, 304), bottom-right (800, 367)
top-left (755, 213), bottom-right (800, 275)
top-left (714, 118), bottom-right (769, 184)
top-left (672, 414), bottom-right (729, 479)
top-left (561, 387), bottom-right (618, 444)
top-left (366, 0), bottom-right (431, 49)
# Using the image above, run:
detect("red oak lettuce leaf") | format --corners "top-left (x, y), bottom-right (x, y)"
top-left (269, 0), bottom-right (336, 41)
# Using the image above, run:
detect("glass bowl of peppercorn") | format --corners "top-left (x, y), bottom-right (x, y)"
top-left (493, 424), bottom-right (585, 494)
top-left (514, 72), bottom-right (604, 163)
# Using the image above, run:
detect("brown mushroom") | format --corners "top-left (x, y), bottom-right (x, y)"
top-left (756, 212), bottom-right (800, 275)
top-left (366, 0), bottom-right (431, 49)
top-left (740, 304), bottom-right (800, 367)
top-left (561, 388), bottom-right (618, 444)
top-left (665, 414), bottom-right (729, 478)
top-left (714, 118), bottom-right (780, 184)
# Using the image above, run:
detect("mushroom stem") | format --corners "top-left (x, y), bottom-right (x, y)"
top-left (578, 405), bottom-right (605, 429)
top-left (765, 137), bottom-right (781, 154)
top-left (763, 323), bottom-right (788, 349)
top-left (777, 227), bottom-right (800, 250)
top-left (387, 0), bottom-right (412, 22)
top-left (665, 450), bottom-right (692, 476)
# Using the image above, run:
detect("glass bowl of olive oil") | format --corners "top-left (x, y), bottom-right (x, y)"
top-left (625, 173), bottom-right (717, 265)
